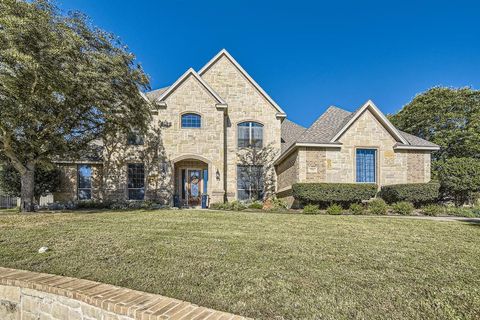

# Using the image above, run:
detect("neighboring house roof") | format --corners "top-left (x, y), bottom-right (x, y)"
top-left (198, 49), bottom-right (287, 118)
top-left (277, 100), bottom-right (439, 164)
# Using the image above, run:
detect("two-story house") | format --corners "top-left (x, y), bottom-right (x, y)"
top-left (54, 49), bottom-right (439, 207)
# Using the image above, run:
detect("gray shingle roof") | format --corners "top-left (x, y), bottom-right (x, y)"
top-left (296, 106), bottom-right (351, 144)
top-left (281, 119), bottom-right (306, 152)
top-left (145, 87), bottom-right (169, 102)
top-left (280, 105), bottom-right (438, 155)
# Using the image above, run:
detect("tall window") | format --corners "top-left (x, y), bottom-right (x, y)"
top-left (356, 149), bottom-right (376, 183)
top-left (238, 122), bottom-right (263, 148)
top-left (237, 165), bottom-right (264, 201)
top-left (128, 163), bottom-right (145, 200)
top-left (127, 129), bottom-right (144, 145)
top-left (181, 113), bottom-right (201, 128)
top-left (78, 165), bottom-right (92, 200)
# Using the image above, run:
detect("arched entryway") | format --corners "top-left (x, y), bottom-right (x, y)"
top-left (172, 155), bottom-right (210, 208)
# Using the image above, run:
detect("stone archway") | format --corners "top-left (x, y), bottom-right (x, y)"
top-left (172, 155), bottom-right (212, 208)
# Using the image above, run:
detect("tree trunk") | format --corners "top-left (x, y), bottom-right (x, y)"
top-left (20, 165), bottom-right (35, 212)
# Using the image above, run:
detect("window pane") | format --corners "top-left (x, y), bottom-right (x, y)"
top-left (128, 163), bottom-right (145, 200)
top-left (181, 114), bottom-right (201, 128)
top-left (237, 165), bottom-right (264, 201)
top-left (78, 189), bottom-right (91, 200)
top-left (237, 122), bottom-right (263, 148)
top-left (78, 165), bottom-right (92, 189)
top-left (238, 126), bottom-right (250, 148)
top-left (127, 131), bottom-right (144, 145)
top-left (356, 149), bottom-right (376, 183)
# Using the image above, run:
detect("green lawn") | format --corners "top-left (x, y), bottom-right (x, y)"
top-left (0, 210), bottom-right (479, 319)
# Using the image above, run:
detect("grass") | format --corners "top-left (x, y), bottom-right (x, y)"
top-left (0, 209), bottom-right (479, 319)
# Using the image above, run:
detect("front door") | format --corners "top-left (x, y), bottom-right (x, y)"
top-left (187, 169), bottom-right (202, 206)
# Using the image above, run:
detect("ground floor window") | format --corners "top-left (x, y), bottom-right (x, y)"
top-left (237, 165), bottom-right (264, 201)
top-left (78, 165), bottom-right (92, 200)
top-left (356, 149), bottom-right (376, 183)
top-left (128, 163), bottom-right (145, 200)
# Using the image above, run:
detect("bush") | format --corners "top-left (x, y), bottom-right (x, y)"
top-left (422, 204), bottom-right (445, 216)
top-left (262, 197), bottom-right (288, 211)
top-left (248, 201), bottom-right (263, 209)
top-left (379, 183), bottom-right (440, 205)
top-left (292, 183), bottom-right (377, 206)
top-left (326, 203), bottom-right (343, 215)
top-left (391, 201), bottom-right (414, 215)
top-left (209, 202), bottom-right (227, 210)
top-left (303, 204), bottom-right (320, 214)
top-left (229, 200), bottom-right (247, 211)
top-left (446, 207), bottom-right (479, 218)
top-left (349, 203), bottom-right (365, 215)
top-left (437, 157), bottom-right (480, 206)
top-left (368, 198), bottom-right (388, 215)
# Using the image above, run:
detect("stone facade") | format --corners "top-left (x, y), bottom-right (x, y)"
top-left (0, 267), bottom-right (248, 320)
top-left (52, 50), bottom-right (435, 208)
top-left (276, 109), bottom-right (434, 205)
top-left (54, 50), bottom-right (283, 206)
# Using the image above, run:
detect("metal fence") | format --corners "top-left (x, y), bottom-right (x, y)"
top-left (0, 195), bottom-right (17, 209)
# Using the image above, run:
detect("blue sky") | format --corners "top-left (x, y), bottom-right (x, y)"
top-left (58, 0), bottom-right (479, 127)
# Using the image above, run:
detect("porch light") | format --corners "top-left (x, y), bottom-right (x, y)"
top-left (216, 169), bottom-right (221, 181)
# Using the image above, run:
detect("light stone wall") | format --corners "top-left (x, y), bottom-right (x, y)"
top-left (275, 109), bottom-right (433, 207)
top-left (155, 74), bottom-right (226, 203)
top-left (0, 285), bottom-right (134, 320)
top-left (201, 55), bottom-right (282, 200)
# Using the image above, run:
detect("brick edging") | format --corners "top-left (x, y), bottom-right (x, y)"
top-left (0, 267), bottom-right (249, 320)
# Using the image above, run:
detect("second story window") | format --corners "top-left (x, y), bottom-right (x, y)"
top-left (127, 129), bottom-right (144, 145)
top-left (238, 122), bottom-right (263, 148)
top-left (181, 113), bottom-right (201, 128)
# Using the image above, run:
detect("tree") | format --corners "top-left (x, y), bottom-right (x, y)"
top-left (0, 163), bottom-right (61, 205)
top-left (237, 144), bottom-right (277, 201)
top-left (0, 0), bottom-right (151, 211)
top-left (389, 87), bottom-right (480, 162)
top-left (436, 158), bottom-right (480, 206)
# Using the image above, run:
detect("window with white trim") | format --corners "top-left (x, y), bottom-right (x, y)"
top-left (238, 122), bottom-right (263, 148)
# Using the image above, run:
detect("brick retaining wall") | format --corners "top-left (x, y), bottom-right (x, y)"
top-left (0, 267), bottom-right (249, 320)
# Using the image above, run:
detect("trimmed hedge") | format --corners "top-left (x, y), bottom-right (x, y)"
top-left (379, 182), bottom-right (440, 205)
top-left (292, 183), bottom-right (377, 206)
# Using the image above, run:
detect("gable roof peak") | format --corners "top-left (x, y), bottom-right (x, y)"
top-left (330, 99), bottom-right (409, 144)
top-left (154, 68), bottom-right (226, 105)
top-left (198, 49), bottom-right (286, 116)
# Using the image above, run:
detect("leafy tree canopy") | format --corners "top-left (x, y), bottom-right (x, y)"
top-left (389, 87), bottom-right (480, 161)
top-left (0, 0), bottom-right (151, 210)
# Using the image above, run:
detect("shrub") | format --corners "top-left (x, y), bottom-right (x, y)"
top-left (391, 201), bottom-right (414, 215)
top-left (349, 203), bottom-right (365, 215)
top-left (262, 197), bottom-right (288, 211)
top-left (422, 204), bottom-right (445, 216)
top-left (368, 198), bottom-right (388, 215)
top-left (379, 183), bottom-right (440, 205)
top-left (209, 202), bottom-right (227, 210)
top-left (303, 204), bottom-right (320, 214)
top-left (326, 203), bottom-right (343, 215)
top-left (228, 200), bottom-right (247, 211)
top-left (446, 207), bottom-right (479, 218)
top-left (248, 201), bottom-right (263, 209)
top-left (292, 183), bottom-right (377, 206)
top-left (437, 157), bottom-right (480, 206)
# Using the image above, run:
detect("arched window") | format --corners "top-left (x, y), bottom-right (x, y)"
top-left (238, 122), bottom-right (263, 148)
top-left (181, 113), bottom-right (201, 128)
